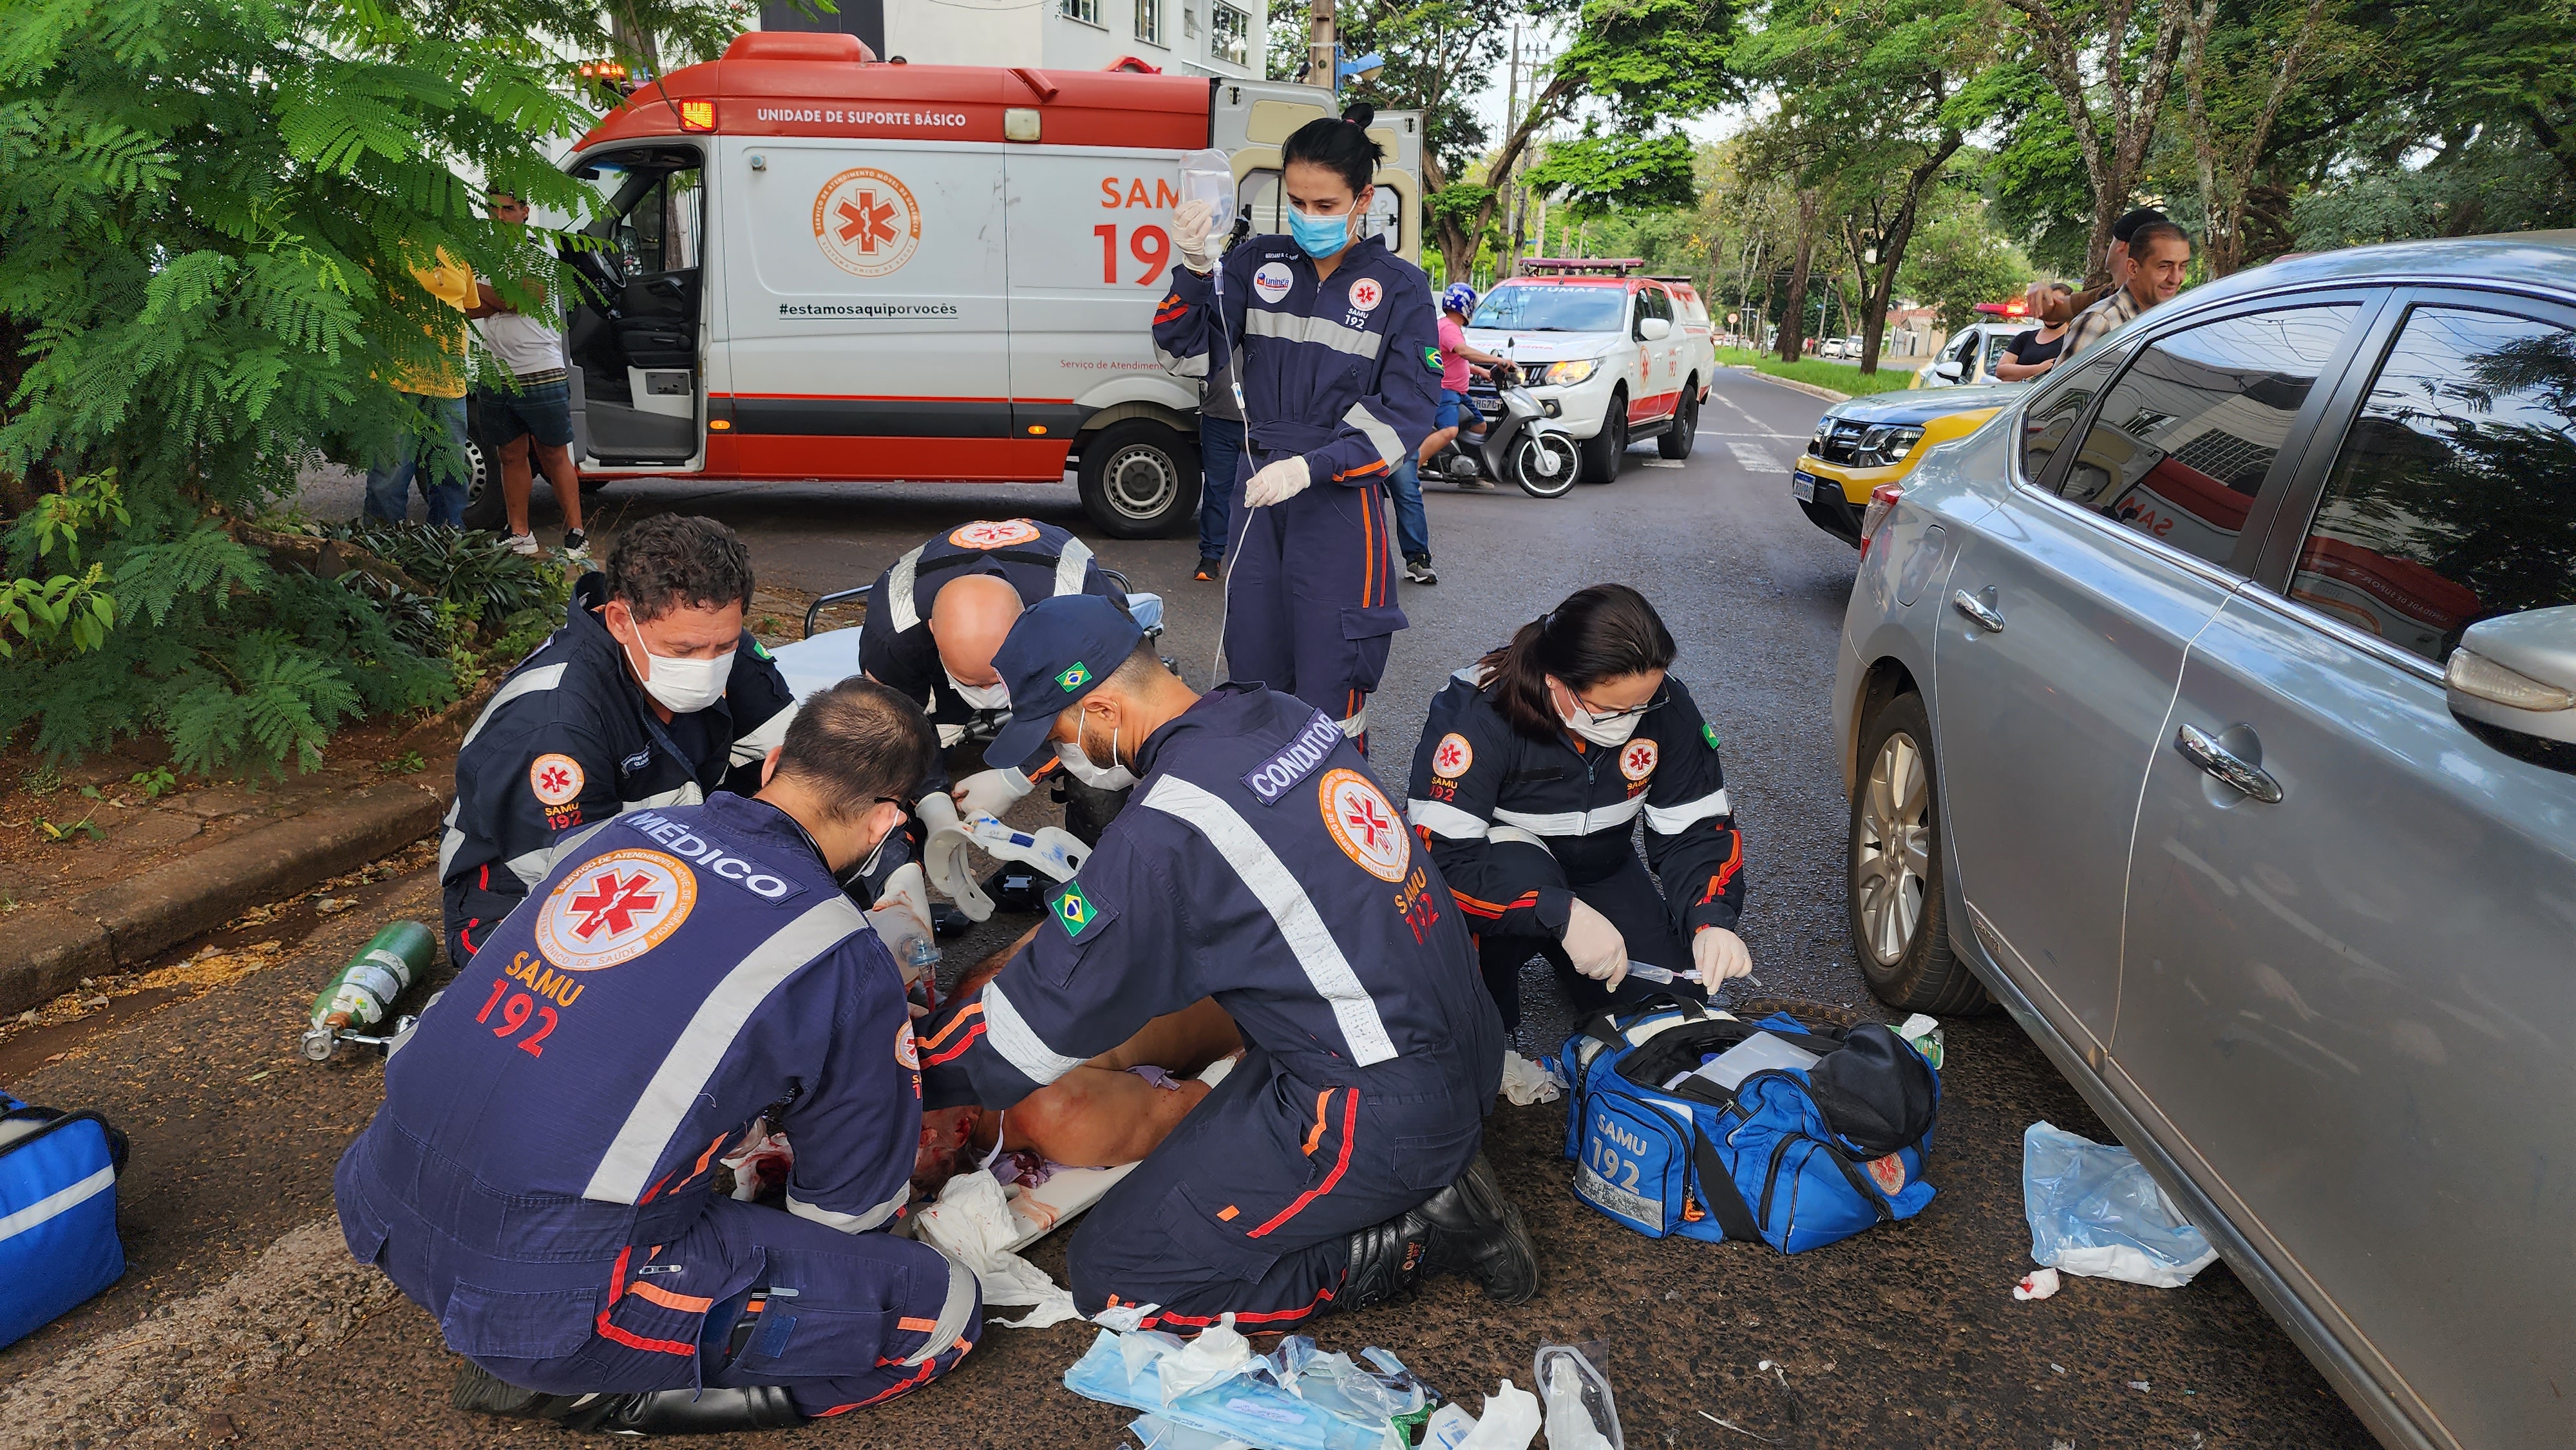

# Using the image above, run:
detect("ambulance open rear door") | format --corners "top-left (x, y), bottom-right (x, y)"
top-left (564, 146), bottom-right (710, 469)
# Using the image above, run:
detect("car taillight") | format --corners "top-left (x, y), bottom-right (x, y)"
top-left (1859, 482), bottom-right (1902, 560)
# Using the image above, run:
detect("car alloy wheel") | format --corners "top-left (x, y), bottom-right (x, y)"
top-left (1855, 730), bottom-right (1931, 966)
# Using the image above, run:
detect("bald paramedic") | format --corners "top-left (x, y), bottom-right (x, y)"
top-left (858, 517), bottom-right (1133, 838)
top-left (337, 677), bottom-right (978, 1436)
top-left (914, 596), bottom-right (1535, 1332)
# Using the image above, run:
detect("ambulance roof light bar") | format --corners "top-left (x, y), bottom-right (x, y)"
top-left (721, 32), bottom-right (878, 64)
top-left (1518, 257), bottom-right (1647, 276)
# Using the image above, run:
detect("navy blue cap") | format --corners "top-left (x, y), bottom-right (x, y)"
top-left (987, 595), bottom-right (1147, 767)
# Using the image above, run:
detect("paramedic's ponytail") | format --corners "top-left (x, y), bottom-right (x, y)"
top-left (1476, 585), bottom-right (1678, 742)
top-left (1280, 102), bottom-right (1385, 198)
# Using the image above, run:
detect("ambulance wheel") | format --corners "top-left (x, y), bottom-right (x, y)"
top-left (1580, 393), bottom-right (1626, 484)
top-left (1079, 420), bottom-right (1200, 540)
top-left (1657, 382), bottom-right (1698, 458)
top-left (1848, 692), bottom-right (1991, 1015)
top-left (460, 437), bottom-right (503, 531)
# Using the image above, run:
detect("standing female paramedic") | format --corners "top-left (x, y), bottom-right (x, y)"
top-left (1403, 585), bottom-right (1756, 1032)
top-left (1155, 104), bottom-right (1440, 750)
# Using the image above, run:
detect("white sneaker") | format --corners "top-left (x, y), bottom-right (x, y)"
top-left (501, 532), bottom-right (540, 557)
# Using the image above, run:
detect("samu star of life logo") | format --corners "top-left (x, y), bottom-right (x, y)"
top-left (528, 752), bottom-right (585, 807)
top-left (534, 849), bottom-right (698, 971)
top-left (1431, 732), bottom-right (1472, 780)
top-left (1620, 738), bottom-right (1660, 783)
top-left (950, 519), bottom-right (1039, 550)
top-left (811, 167), bottom-right (922, 279)
top-left (1318, 767), bottom-right (1410, 883)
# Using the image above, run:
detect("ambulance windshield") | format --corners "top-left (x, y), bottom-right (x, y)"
top-left (1471, 285), bottom-right (1627, 334)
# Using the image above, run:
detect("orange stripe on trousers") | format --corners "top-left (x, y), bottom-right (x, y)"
top-left (1250, 1089), bottom-right (1357, 1237)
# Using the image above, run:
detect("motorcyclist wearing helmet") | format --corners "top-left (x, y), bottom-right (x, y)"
top-left (1421, 283), bottom-right (1513, 491)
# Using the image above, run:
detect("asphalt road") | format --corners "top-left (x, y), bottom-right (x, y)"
top-left (0, 370), bottom-right (2376, 1449)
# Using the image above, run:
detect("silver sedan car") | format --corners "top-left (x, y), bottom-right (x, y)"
top-left (1832, 234), bottom-right (2575, 1450)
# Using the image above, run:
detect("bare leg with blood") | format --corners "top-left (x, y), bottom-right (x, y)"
top-left (913, 927), bottom-right (1242, 1194)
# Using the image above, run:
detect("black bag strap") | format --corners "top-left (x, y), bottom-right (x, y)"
top-left (1687, 1123), bottom-right (1765, 1243)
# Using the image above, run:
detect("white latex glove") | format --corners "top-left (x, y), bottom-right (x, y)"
top-left (866, 862), bottom-right (936, 978)
top-left (1560, 898), bottom-right (1628, 988)
top-left (952, 766), bottom-right (1034, 821)
top-left (1173, 198), bottom-right (1218, 272)
top-left (1244, 455), bottom-right (1312, 509)
top-left (1692, 925), bottom-right (1754, 984)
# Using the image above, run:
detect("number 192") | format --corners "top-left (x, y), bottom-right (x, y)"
top-left (1095, 223), bottom-right (1171, 287)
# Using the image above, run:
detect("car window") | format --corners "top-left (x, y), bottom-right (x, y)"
top-left (1470, 285), bottom-right (1627, 333)
top-left (2054, 306), bottom-right (2357, 569)
top-left (581, 153), bottom-right (703, 281)
top-left (2018, 346), bottom-right (2126, 478)
top-left (2287, 305), bottom-right (2576, 664)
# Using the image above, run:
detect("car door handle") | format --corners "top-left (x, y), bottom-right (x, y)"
top-left (2175, 723), bottom-right (2284, 804)
top-left (1951, 588), bottom-right (2005, 634)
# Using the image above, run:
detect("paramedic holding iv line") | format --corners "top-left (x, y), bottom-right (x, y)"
top-left (1156, 104), bottom-right (1439, 752)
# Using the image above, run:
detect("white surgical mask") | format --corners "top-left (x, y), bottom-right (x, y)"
top-left (1059, 717), bottom-right (1137, 791)
top-left (1562, 704), bottom-right (1643, 749)
top-left (946, 673), bottom-right (1012, 711)
top-left (627, 637), bottom-right (733, 715)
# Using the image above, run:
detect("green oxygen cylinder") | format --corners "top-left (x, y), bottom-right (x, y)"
top-left (299, 920), bottom-right (435, 1061)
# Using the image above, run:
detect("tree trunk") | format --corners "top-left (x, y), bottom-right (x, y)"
top-left (2005, 0), bottom-right (2190, 283)
top-left (1850, 131), bottom-right (1960, 375)
top-left (1776, 190), bottom-right (1820, 363)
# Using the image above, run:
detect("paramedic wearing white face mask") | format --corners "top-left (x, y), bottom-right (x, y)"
top-left (439, 515), bottom-right (799, 966)
top-left (1154, 102), bottom-right (1439, 753)
top-left (853, 518), bottom-right (1138, 846)
top-left (1403, 584), bottom-right (1754, 1034)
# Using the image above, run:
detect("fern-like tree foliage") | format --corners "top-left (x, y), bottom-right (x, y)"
top-left (0, 0), bottom-right (762, 775)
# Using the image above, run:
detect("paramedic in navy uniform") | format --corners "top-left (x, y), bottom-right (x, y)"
top-left (336, 678), bottom-right (980, 1436)
top-left (1405, 585), bottom-right (1754, 1034)
top-left (1153, 103), bottom-right (1439, 751)
top-left (913, 595), bottom-right (1537, 1331)
top-left (857, 516), bottom-right (1133, 838)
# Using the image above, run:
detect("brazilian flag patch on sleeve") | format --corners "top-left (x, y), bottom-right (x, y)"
top-left (1421, 344), bottom-right (1443, 373)
top-left (1055, 881), bottom-right (1101, 938)
top-left (1703, 722), bottom-right (1722, 751)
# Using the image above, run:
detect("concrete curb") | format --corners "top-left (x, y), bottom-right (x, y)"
top-left (1727, 364), bottom-right (1852, 404)
top-left (0, 778), bottom-right (450, 1017)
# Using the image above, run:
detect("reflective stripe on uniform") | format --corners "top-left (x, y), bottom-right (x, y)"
top-left (621, 782), bottom-right (705, 814)
top-left (1341, 401), bottom-right (1405, 471)
top-left (786, 1185), bottom-right (907, 1236)
top-left (460, 663), bottom-right (569, 753)
top-left (1492, 793), bottom-right (1645, 838)
top-left (1405, 798), bottom-right (1488, 840)
top-left (1487, 824), bottom-right (1546, 850)
top-left (1054, 538), bottom-right (1094, 599)
top-left (582, 897), bottom-right (867, 1203)
top-left (900, 1251), bottom-right (981, 1365)
top-left (437, 800), bottom-right (466, 880)
top-left (1244, 309), bottom-right (1385, 361)
top-left (981, 979), bottom-right (1088, 1087)
top-left (886, 545), bottom-right (929, 632)
top-left (728, 701), bottom-right (799, 767)
top-left (1334, 704), bottom-right (1368, 740)
top-left (503, 846), bottom-right (553, 888)
top-left (1141, 777), bottom-right (1397, 1066)
top-left (1643, 787), bottom-right (1731, 834)
top-left (1157, 341), bottom-right (1211, 378)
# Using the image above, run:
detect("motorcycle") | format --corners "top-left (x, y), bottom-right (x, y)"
top-left (1426, 358), bottom-right (1582, 498)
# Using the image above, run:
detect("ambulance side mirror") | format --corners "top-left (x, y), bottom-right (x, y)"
top-left (1640, 318), bottom-right (1673, 342)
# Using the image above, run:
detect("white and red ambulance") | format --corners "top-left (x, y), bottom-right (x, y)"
top-left (547, 32), bottom-right (1423, 536)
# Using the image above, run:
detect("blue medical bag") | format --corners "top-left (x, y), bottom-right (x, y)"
top-left (1554, 1001), bottom-right (1940, 1253)
top-left (0, 1089), bottom-right (129, 1348)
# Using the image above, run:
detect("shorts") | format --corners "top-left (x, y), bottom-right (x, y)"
top-left (482, 375), bottom-right (575, 449)
top-left (1434, 389), bottom-right (1472, 432)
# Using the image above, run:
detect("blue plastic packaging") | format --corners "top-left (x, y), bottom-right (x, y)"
top-left (2022, 1120), bottom-right (2218, 1288)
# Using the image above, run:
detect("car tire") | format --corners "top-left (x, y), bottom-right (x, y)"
top-left (1078, 419), bottom-right (1200, 539)
top-left (1581, 392), bottom-right (1627, 484)
top-left (1848, 691), bottom-right (1991, 1015)
top-left (459, 435), bottom-right (503, 531)
top-left (1656, 382), bottom-right (1698, 459)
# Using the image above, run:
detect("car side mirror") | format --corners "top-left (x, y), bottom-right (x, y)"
top-left (1640, 317), bottom-right (1672, 341)
top-left (1934, 361), bottom-right (1964, 381)
top-left (2447, 607), bottom-right (2576, 751)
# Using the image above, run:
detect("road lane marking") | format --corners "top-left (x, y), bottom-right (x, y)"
top-left (1727, 440), bottom-right (1784, 473)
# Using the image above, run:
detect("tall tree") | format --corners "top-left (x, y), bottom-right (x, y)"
top-left (2000, 0), bottom-right (2191, 281)
top-left (2182, 0), bottom-right (2346, 276)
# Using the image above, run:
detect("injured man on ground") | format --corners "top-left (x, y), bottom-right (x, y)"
top-left (909, 925), bottom-right (1245, 1195)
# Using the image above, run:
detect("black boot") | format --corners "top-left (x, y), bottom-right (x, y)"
top-left (1340, 1152), bottom-right (1540, 1310)
top-left (453, 1364), bottom-right (806, 1436)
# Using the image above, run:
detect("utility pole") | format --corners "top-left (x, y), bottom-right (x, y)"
top-left (1309, 0), bottom-right (1335, 97)
top-left (1501, 23), bottom-right (1522, 277)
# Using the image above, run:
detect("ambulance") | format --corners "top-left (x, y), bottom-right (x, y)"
top-left (548, 31), bottom-right (1423, 537)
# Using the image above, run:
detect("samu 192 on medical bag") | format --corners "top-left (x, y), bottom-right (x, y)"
top-left (1553, 1001), bottom-right (1939, 1253)
top-left (0, 1089), bottom-right (129, 1349)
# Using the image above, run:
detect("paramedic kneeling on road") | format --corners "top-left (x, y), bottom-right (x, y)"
top-left (914, 596), bottom-right (1537, 1330)
top-left (1406, 585), bottom-right (1753, 1033)
top-left (338, 678), bottom-right (978, 1436)
top-left (441, 516), bottom-right (796, 965)
top-left (1154, 104), bottom-right (1438, 749)
top-left (859, 517), bottom-right (1132, 841)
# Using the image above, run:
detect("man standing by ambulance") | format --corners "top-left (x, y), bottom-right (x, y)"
top-left (440, 515), bottom-right (798, 966)
top-left (341, 678), bottom-right (977, 1435)
top-left (914, 596), bottom-right (1536, 1332)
